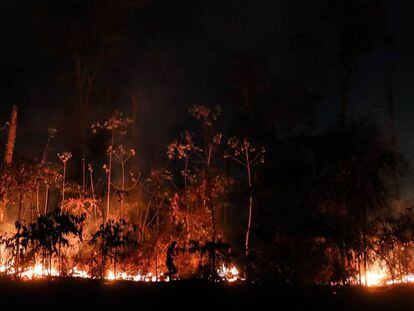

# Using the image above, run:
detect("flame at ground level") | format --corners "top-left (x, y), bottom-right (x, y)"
top-left (0, 262), bottom-right (243, 283)
top-left (363, 270), bottom-right (387, 287)
top-left (355, 263), bottom-right (414, 287)
top-left (5, 260), bottom-right (414, 287)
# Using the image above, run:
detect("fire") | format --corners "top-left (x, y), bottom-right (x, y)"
top-left (69, 266), bottom-right (90, 278)
top-left (105, 271), bottom-right (165, 282)
top-left (217, 264), bottom-right (243, 282)
top-left (0, 223), bottom-right (242, 284)
top-left (358, 263), bottom-right (414, 287)
top-left (0, 263), bottom-right (61, 280)
top-left (0, 260), bottom-right (241, 283)
top-left (363, 270), bottom-right (386, 287)
top-left (0, 262), bottom-right (167, 282)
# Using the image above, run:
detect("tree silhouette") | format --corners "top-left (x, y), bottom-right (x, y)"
top-left (89, 218), bottom-right (137, 278)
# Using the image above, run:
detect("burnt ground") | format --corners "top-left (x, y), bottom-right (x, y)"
top-left (1, 278), bottom-right (414, 310)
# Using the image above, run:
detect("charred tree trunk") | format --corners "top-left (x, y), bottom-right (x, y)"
top-left (106, 128), bottom-right (115, 220)
top-left (362, 204), bottom-right (368, 287)
top-left (184, 159), bottom-right (190, 237)
top-left (245, 150), bottom-right (253, 257)
top-left (4, 105), bottom-right (17, 165)
top-left (101, 240), bottom-right (107, 278)
top-left (205, 166), bottom-right (217, 275)
top-left (358, 252), bottom-right (362, 286)
top-left (339, 242), bottom-right (347, 286)
top-left (44, 184), bottom-right (50, 214)
top-left (15, 189), bottom-right (23, 277)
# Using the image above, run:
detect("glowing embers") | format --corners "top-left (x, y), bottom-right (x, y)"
top-left (217, 264), bottom-right (243, 282)
top-left (69, 266), bottom-right (91, 279)
top-left (105, 271), bottom-right (169, 282)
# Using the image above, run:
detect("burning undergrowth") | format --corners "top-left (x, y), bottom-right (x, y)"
top-left (0, 105), bottom-right (410, 288)
top-left (0, 196), bottom-right (243, 283)
top-left (0, 107), bottom-right (250, 284)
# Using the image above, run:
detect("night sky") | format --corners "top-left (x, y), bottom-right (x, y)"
top-left (0, 0), bottom-right (413, 194)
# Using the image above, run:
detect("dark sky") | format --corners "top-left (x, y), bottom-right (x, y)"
top-left (0, 0), bottom-right (413, 194)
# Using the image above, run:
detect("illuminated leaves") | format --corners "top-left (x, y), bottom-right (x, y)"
top-left (189, 105), bottom-right (221, 126)
top-left (57, 151), bottom-right (72, 164)
top-left (168, 106), bottom-right (223, 165)
top-left (167, 131), bottom-right (195, 160)
top-left (89, 219), bottom-right (137, 257)
top-left (91, 111), bottom-right (133, 134)
top-left (15, 209), bottom-right (86, 260)
top-left (113, 145), bottom-right (136, 163)
top-left (226, 137), bottom-right (265, 168)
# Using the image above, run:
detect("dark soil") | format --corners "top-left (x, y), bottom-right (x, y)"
top-left (1, 278), bottom-right (413, 310)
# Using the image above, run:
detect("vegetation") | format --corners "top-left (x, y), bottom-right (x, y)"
top-left (0, 0), bottom-right (411, 287)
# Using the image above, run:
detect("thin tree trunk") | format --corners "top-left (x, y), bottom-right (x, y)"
top-left (358, 253), bottom-right (362, 286)
top-left (36, 182), bottom-right (40, 217)
top-left (61, 163), bottom-right (67, 208)
top-left (206, 166), bottom-right (216, 274)
top-left (90, 168), bottom-right (97, 220)
top-left (15, 189), bottom-right (23, 277)
top-left (363, 204), bottom-right (368, 287)
top-left (245, 149), bottom-right (253, 256)
top-left (4, 105), bottom-right (18, 165)
top-left (41, 136), bottom-right (51, 164)
top-left (120, 157), bottom-right (125, 218)
top-left (82, 158), bottom-right (86, 199)
top-left (101, 241), bottom-right (106, 278)
top-left (106, 128), bottom-right (114, 220)
top-left (44, 185), bottom-right (50, 214)
top-left (184, 159), bottom-right (190, 237)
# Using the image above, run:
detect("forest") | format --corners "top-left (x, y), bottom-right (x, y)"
top-left (0, 0), bottom-right (412, 290)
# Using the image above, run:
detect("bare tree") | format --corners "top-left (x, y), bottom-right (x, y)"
top-left (112, 145), bottom-right (139, 218)
top-left (58, 152), bottom-right (73, 208)
top-left (168, 105), bottom-right (223, 273)
top-left (226, 137), bottom-right (264, 256)
top-left (92, 111), bottom-right (133, 220)
top-left (322, 0), bottom-right (388, 125)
